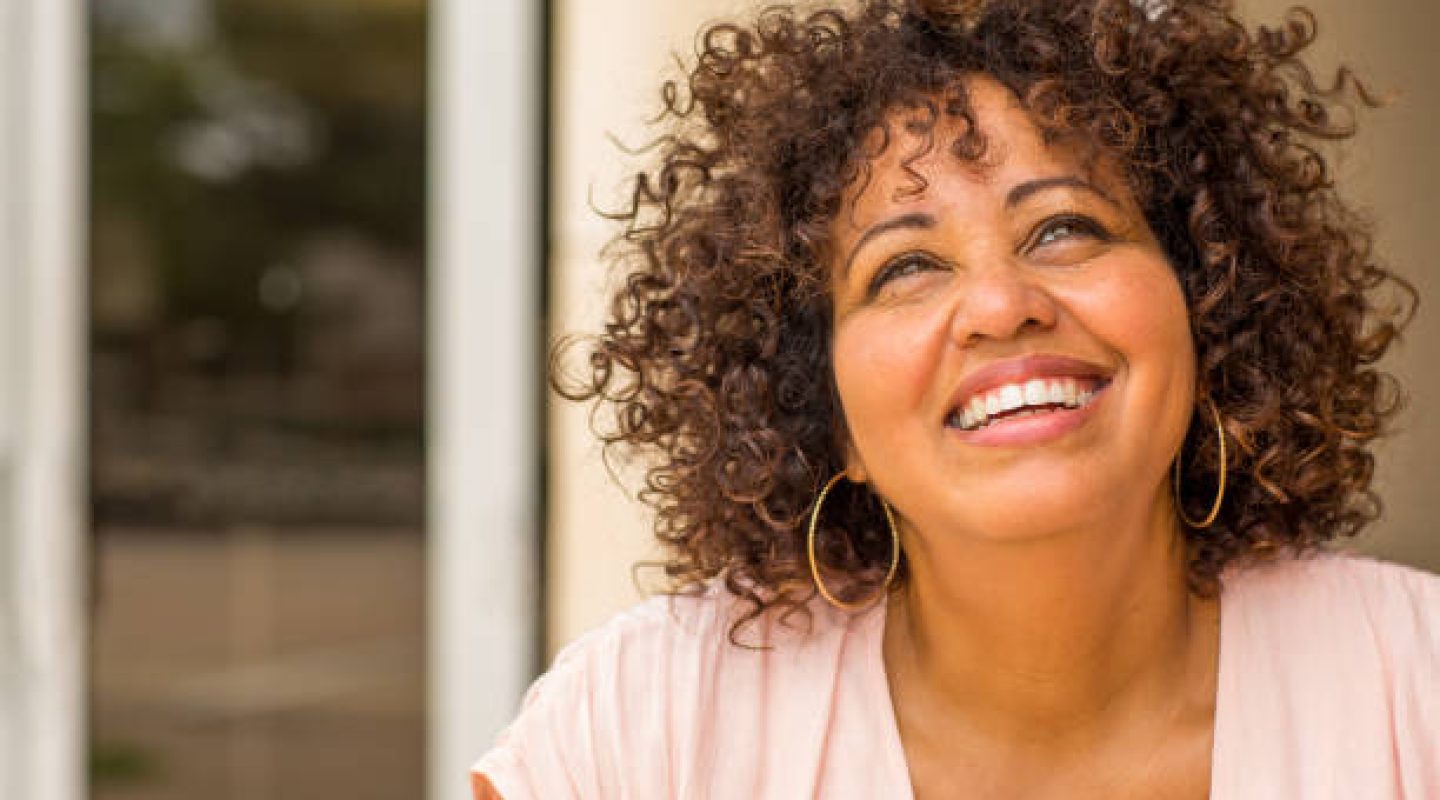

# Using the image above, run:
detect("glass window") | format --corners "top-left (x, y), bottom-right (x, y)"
top-left (89, 1), bottom-right (427, 797)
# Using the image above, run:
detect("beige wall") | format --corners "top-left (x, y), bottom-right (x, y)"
top-left (549, 0), bottom-right (753, 654)
top-left (548, 0), bottom-right (1440, 654)
top-left (1237, 0), bottom-right (1440, 574)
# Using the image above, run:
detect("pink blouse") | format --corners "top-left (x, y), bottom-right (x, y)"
top-left (473, 550), bottom-right (1439, 798)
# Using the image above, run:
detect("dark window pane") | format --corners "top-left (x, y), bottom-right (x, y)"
top-left (89, 2), bottom-right (427, 798)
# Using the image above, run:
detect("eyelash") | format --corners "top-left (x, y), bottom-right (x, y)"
top-left (1029, 214), bottom-right (1110, 249)
top-left (868, 252), bottom-right (942, 294)
top-left (866, 214), bottom-right (1112, 296)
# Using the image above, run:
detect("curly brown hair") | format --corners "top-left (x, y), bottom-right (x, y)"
top-left (556, 0), bottom-right (1418, 642)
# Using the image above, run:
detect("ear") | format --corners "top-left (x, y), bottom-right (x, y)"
top-left (842, 437), bottom-right (869, 485)
top-left (830, 384), bottom-right (868, 483)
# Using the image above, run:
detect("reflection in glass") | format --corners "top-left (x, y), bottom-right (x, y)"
top-left (89, 1), bottom-right (427, 797)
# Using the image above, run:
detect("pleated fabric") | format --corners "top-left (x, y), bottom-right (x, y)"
top-left (474, 550), bottom-right (1438, 799)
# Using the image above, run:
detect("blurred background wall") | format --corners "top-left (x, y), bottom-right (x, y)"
top-left (547, 0), bottom-right (749, 658)
top-left (547, 0), bottom-right (1440, 653)
top-left (0, 0), bottom-right (1434, 797)
top-left (1239, 0), bottom-right (1440, 574)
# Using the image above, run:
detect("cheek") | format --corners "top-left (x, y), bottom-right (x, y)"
top-left (1077, 259), bottom-right (1196, 443)
top-left (831, 311), bottom-right (943, 436)
top-left (1077, 256), bottom-right (1192, 363)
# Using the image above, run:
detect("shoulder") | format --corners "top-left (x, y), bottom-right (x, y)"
top-left (471, 582), bottom-right (855, 799)
top-left (527, 580), bottom-right (781, 703)
top-left (1223, 548), bottom-right (1439, 671)
top-left (1215, 549), bottom-right (1440, 771)
top-left (1223, 547), bottom-right (1440, 645)
top-left (469, 587), bottom-right (725, 799)
top-left (1217, 548), bottom-right (1439, 789)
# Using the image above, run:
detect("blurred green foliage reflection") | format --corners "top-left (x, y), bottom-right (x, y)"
top-left (90, 2), bottom-right (428, 799)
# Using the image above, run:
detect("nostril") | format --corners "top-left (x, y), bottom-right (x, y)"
top-left (951, 287), bottom-right (1061, 348)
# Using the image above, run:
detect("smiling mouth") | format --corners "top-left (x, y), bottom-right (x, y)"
top-left (945, 376), bottom-right (1112, 432)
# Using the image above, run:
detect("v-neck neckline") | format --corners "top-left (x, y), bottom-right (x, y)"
top-left (861, 582), bottom-right (1232, 799)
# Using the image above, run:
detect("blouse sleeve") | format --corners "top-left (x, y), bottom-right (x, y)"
top-left (1216, 551), bottom-right (1440, 799)
top-left (470, 630), bottom-right (609, 800)
top-left (469, 594), bottom-right (700, 800)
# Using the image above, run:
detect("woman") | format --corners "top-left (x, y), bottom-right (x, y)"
top-left (476, 0), bottom-right (1437, 796)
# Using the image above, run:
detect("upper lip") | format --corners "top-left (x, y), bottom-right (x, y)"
top-left (947, 353), bottom-right (1114, 417)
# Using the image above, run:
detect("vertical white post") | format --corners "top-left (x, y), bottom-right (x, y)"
top-left (427, 1), bottom-right (542, 799)
top-left (0, 0), bottom-right (89, 798)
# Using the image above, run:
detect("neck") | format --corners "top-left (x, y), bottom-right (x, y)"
top-left (883, 487), bottom-right (1218, 751)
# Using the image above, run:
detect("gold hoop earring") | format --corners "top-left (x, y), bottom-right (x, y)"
top-left (806, 472), bottom-right (901, 612)
top-left (1173, 400), bottom-right (1227, 529)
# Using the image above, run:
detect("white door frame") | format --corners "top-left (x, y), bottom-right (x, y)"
top-left (427, 1), bottom-right (543, 799)
top-left (0, 0), bottom-right (89, 798)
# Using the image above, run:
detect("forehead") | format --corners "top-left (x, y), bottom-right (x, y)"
top-left (839, 77), bottom-right (1103, 231)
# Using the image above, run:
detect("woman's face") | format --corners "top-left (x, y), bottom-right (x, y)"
top-left (829, 76), bottom-right (1195, 545)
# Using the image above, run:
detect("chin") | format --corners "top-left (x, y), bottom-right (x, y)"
top-left (943, 475), bottom-right (1126, 541)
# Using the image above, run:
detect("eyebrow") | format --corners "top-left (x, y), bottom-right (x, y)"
top-left (842, 175), bottom-right (1119, 277)
top-left (1005, 175), bottom-right (1117, 210)
top-left (842, 212), bottom-right (935, 277)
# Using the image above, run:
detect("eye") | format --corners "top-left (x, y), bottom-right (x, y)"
top-left (1029, 215), bottom-right (1110, 250)
top-left (868, 251), bottom-right (946, 296)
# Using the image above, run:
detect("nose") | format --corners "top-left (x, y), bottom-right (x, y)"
top-left (947, 261), bottom-right (1059, 347)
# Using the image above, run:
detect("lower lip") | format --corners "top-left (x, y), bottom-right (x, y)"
top-left (949, 383), bottom-right (1110, 447)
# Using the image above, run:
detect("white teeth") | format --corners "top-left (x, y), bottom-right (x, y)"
top-left (1047, 379), bottom-right (1066, 405)
top-left (1062, 379), bottom-right (1079, 408)
top-left (956, 376), bottom-right (1104, 431)
top-left (1022, 379), bottom-right (1049, 407)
